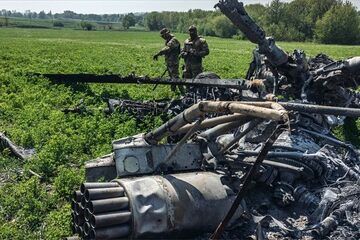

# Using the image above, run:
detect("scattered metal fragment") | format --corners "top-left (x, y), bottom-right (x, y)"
top-left (62, 99), bottom-right (88, 115)
top-left (0, 132), bottom-right (35, 160)
top-left (105, 98), bottom-right (168, 116)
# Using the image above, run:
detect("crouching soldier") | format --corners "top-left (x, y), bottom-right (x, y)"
top-left (180, 25), bottom-right (209, 79)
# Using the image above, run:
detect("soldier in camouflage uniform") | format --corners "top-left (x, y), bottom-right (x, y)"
top-left (153, 28), bottom-right (182, 92)
top-left (180, 25), bottom-right (210, 79)
top-left (153, 28), bottom-right (181, 79)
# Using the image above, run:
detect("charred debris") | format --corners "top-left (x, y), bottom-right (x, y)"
top-left (30, 0), bottom-right (360, 239)
top-left (0, 132), bottom-right (35, 161)
top-left (69, 100), bottom-right (360, 239)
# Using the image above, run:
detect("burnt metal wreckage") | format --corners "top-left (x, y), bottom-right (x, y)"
top-left (0, 132), bottom-right (35, 160)
top-left (69, 99), bottom-right (360, 239)
top-left (39, 1), bottom-right (360, 239)
top-left (68, 98), bottom-right (360, 240)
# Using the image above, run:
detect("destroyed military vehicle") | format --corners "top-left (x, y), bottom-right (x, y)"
top-left (53, 0), bottom-right (360, 239)
top-left (69, 99), bottom-right (360, 240)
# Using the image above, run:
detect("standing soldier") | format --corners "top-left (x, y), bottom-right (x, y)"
top-left (153, 28), bottom-right (182, 92)
top-left (180, 25), bottom-right (210, 79)
top-left (153, 28), bottom-right (180, 79)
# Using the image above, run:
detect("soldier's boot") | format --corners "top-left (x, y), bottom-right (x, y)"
top-left (192, 65), bottom-right (203, 79)
top-left (183, 70), bottom-right (192, 79)
top-left (169, 67), bottom-right (180, 92)
top-left (183, 63), bottom-right (194, 79)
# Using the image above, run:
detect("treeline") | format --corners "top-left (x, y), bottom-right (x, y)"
top-left (144, 0), bottom-right (360, 44)
top-left (0, 9), bottom-right (142, 30)
top-left (1, 0), bottom-right (359, 44)
top-left (0, 9), bottom-right (144, 24)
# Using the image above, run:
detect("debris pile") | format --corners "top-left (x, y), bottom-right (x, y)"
top-left (51, 1), bottom-right (360, 239)
top-left (68, 101), bottom-right (360, 239)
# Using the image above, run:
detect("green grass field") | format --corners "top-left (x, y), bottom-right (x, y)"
top-left (0, 28), bottom-right (360, 239)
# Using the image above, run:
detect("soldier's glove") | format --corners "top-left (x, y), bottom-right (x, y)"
top-left (189, 49), bottom-right (196, 55)
top-left (180, 52), bottom-right (188, 58)
top-left (153, 54), bottom-right (159, 61)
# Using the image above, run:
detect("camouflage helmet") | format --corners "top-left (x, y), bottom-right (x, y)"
top-left (188, 25), bottom-right (197, 32)
top-left (160, 28), bottom-right (170, 35)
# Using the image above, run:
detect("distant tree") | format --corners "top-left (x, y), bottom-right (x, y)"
top-left (86, 14), bottom-right (102, 21)
top-left (11, 11), bottom-right (24, 18)
top-left (5, 15), bottom-right (8, 27)
top-left (245, 4), bottom-right (267, 26)
top-left (122, 13), bottom-right (136, 29)
top-left (265, 0), bottom-right (287, 25)
top-left (63, 10), bottom-right (77, 19)
top-left (1, 9), bottom-right (9, 27)
top-left (80, 21), bottom-right (94, 31)
top-left (25, 10), bottom-right (31, 19)
top-left (285, 0), bottom-right (339, 40)
top-left (38, 10), bottom-right (47, 19)
top-left (315, 1), bottom-right (360, 44)
top-left (145, 12), bottom-right (164, 31)
top-left (266, 22), bottom-right (306, 41)
top-left (198, 22), bottom-right (216, 36)
top-left (47, 11), bottom-right (53, 19)
top-left (308, 0), bottom-right (340, 22)
top-left (211, 15), bottom-right (237, 38)
top-left (53, 21), bottom-right (64, 27)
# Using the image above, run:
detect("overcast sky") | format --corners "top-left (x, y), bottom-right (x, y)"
top-left (1, 0), bottom-right (359, 14)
